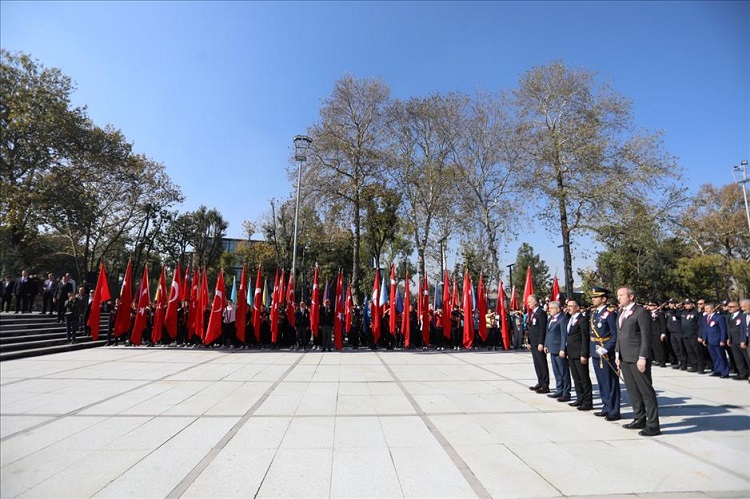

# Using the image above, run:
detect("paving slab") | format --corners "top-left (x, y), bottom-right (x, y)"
top-left (0, 347), bottom-right (748, 498)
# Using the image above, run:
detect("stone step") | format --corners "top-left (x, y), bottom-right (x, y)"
top-left (0, 338), bottom-right (108, 362)
top-left (0, 311), bottom-right (111, 361)
top-left (0, 330), bottom-right (69, 344)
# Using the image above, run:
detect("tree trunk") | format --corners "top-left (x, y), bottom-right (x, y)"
top-left (556, 165), bottom-right (574, 298)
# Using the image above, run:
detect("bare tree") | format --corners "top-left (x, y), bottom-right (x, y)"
top-left (448, 90), bottom-right (522, 283)
top-left (511, 61), bottom-right (680, 294)
top-left (300, 75), bottom-right (390, 294)
top-left (385, 93), bottom-right (460, 279)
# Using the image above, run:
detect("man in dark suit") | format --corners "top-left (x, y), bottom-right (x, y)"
top-left (295, 300), bottom-right (310, 351)
top-left (545, 301), bottom-right (571, 402)
top-left (615, 285), bottom-right (660, 437)
top-left (14, 270), bottom-right (31, 313)
top-left (565, 299), bottom-right (593, 410)
top-left (526, 295), bottom-right (550, 393)
top-left (698, 302), bottom-right (729, 378)
top-left (727, 300), bottom-right (749, 381)
top-left (739, 299), bottom-right (750, 384)
top-left (321, 299), bottom-right (334, 352)
top-left (54, 275), bottom-right (74, 323)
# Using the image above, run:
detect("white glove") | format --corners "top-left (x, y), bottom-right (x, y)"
top-left (595, 346), bottom-right (607, 357)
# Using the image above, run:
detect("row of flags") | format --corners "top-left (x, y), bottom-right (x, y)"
top-left (87, 260), bottom-right (556, 349)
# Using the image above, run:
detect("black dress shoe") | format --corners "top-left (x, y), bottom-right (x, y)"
top-left (568, 401), bottom-right (581, 407)
top-left (557, 395), bottom-right (571, 402)
top-left (577, 405), bottom-right (594, 411)
top-left (529, 384), bottom-right (541, 391)
top-left (639, 427), bottom-right (661, 437)
top-left (535, 387), bottom-right (550, 394)
top-left (593, 411), bottom-right (608, 417)
top-left (622, 420), bottom-right (646, 429)
top-left (547, 392), bottom-right (562, 398)
top-left (710, 372), bottom-right (720, 376)
top-left (720, 374), bottom-right (729, 378)
top-left (605, 414), bottom-right (621, 421)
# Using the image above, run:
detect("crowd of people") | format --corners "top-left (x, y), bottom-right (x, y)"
top-left (4, 269), bottom-right (749, 438)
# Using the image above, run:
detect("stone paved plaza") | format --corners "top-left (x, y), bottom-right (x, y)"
top-left (1, 347), bottom-right (748, 498)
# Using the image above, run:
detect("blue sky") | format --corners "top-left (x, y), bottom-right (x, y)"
top-left (2, 1), bottom-right (748, 282)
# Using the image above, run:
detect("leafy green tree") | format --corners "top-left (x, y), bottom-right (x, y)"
top-left (678, 183), bottom-right (750, 259)
top-left (513, 243), bottom-right (551, 298)
top-left (362, 184), bottom-right (400, 270)
top-left (1, 50), bottom-right (89, 272)
top-left (670, 254), bottom-right (729, 302)
top-left (189, 206), bottom-right (228, 271)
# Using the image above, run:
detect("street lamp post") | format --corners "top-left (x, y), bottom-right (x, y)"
top-left (292, 135), bottom-right (312, 295)
top-left (506, 263), bottom-right (515, 292)
top-left (732, 160), bottom-right (750, 234)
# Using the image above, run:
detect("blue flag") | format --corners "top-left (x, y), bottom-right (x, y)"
top-left (396, 288), bottom-right (404, 314)
top-left (363, 296), bottom-right (371, 331)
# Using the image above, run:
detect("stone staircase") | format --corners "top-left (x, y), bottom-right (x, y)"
top-left (0, 312), bottom-right (109, 361)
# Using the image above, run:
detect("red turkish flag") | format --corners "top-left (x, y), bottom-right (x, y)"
top-left (131, 265), bottom-right (151, 346)
top-left (310, 265), bottom-right (319, 338)
top-left (236, 264), bottom-right (247, 342)
top-left (551, 275), bottom-right (560, 302)
top-left (165, 263), bottom-right (181, 339)
top-left (345, 283), bottom-right (353, 334)
top-left (270, 269), bottom-right (280, 344)
top-left (477, 273), bottom-right (487, 342)
top-left (334, 270), bottom-right (344, 350)
top-left (181, 264), bottom-right (190, 302)
top-left (87, 260), bottom-right (111, 340)
top-left (195, 268), bottom-right (209, 341)
top-left (421, 273), bottom-right (430, 347)
top-left (462, 270), bottom-right (474, 349)
top-left (509, 286), bottom-right (519, 312)
top-left (389, 263), bottom-right (397, 336)
top-left (152, 267), bottom-right (167, 343)
top-left (497, 280), bottom-right (510, 350)
top-left (114, 260), bottom-right (133, 337)
top-left (522, 266), bottom-right (534, 314)
top-left (187, 267), bottom-right (198, 340)
top-left (204, 269), bottom-right (226, 345)
top-left (371, 269), bottom-right (381, 344)
top-left (252, 265), bottom-right (262, 342)
top-left (442, 270), bottom-right (451, 339)
top-left (286, 273), bottom-right (295, 328)
top-left (401, 270), bottom-right (411, 348)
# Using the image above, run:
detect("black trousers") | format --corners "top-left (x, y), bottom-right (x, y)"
top-left (730, 342), bottom-right (750, 379)
top-left (569, 357), bottom-right (592, 406)
top-left (42, 292), bottom-right (54, 314)
top-left (683, 335), bottom-right (700, 368)
top-left (650, 333), bottom-right (666, 364)
top-left (621, 360), bottom-right (660, 430)
top-left (531, 345), bottom-right (550, 388)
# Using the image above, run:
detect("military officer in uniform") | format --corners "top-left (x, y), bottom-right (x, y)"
top-left (589, 287), bottom-right (621, 421)
top-left (679, 300), bottom-right (702, 372)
